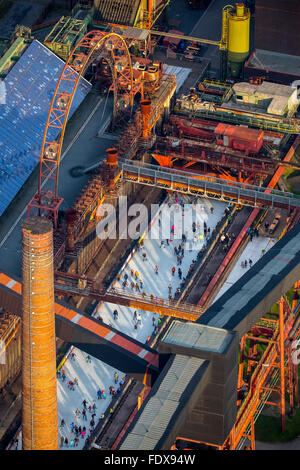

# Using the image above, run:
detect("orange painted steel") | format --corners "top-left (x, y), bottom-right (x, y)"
top-left (38, 30), bottom-right (134, 198)
top-left (140, 99), bottom-right (152, 139)
top-left (224, 296), bottom-right (295, 450)
top-left (22, 217), bottom-right (58, 450)
top-left (28, 30), bottom-right (140, 226)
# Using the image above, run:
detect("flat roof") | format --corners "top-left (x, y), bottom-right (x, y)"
top-left (161, 321), bottom-right (233, 354)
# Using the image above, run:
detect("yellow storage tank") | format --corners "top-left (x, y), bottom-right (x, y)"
top-left (228, 3), bottom-right (250, 77)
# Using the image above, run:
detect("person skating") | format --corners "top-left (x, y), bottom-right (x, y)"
top-left (86, 355), bottom-right (91, 363)
top-left (142, 252), bottom-right (147, 261)
top-left (64, 437), bottom-right (69, 448)
top-left (137, 314), bottom-right (142, 325)
top-left (114, 372), bottom-right (119, 383)
top-left (74, 377), bottom-right (78, 386)
top-left (75, 408), bottom-right (80, 418)
top-left (82, 409), bottom-right (87, 420)
top-left (113, 309), bottom-right (118, 320)
top-left (60, 418), bottom-right (65, 428)
top-left (97, 389), bottom-right (102, 399)
top-left (82, 399), bottom-right (87, 409)
top-left (155, 265), bottom-right (158, 274)
top-left (178, 268), bottom-right (182, 279)
top-left (60, 435), bottom-right (64, 447)
top-left (74, 437), bottom-right (79, 447)
top-left (244, 259), bottom-right (248, 268)
top-left (168, 284), bottom-right (172, 294)
top-left (171, 266), bottom-right (176, 276)
top-left (135, 271), bottom-right (139, 280)
top-left (152, 315), bottom-right (156, 327)
top-left (249, 259), bottom-right (253, 267)
top-left (133, 310), bottom-right (137, 320)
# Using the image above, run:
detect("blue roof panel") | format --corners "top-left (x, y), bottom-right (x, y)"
top-left (0, 40), bottom-right (92, 216)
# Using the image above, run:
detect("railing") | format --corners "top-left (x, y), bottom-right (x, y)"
top-left (54, 273), bottom-right (204, 321)
top-left (119, 159), bottom-right (300, 209)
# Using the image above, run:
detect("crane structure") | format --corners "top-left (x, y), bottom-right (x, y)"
top-left (27, 30), bottom-right (141, 228)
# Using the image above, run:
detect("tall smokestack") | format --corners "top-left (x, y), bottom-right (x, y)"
top-left (22, 216), bottom-right (58, 450)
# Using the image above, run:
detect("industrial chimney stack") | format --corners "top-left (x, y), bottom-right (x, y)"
top-left (22, 217), bottom-right (58, 450)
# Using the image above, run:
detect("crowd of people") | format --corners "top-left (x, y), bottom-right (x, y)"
top-left (57, 353), bottom-right (127, 449)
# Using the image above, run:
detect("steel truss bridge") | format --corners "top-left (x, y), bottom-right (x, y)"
top-left (118, 159), bottom-right (300, 210)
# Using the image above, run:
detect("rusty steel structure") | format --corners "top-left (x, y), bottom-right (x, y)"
top-left (0, 313), bottom-right (21, 390)
top-left (27, 30), bottom-right (142, 228)
top-left (22, 217), bottom-right (58, 450)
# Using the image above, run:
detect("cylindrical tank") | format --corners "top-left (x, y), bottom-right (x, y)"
top-left (22, 217), bottom-right (58, 450)
top-left (106, 148), bottom-right (118, 167)
top-left (228, 3), bottom-right (250, 77)
top-left (140, 99), bottom-right (152, 139)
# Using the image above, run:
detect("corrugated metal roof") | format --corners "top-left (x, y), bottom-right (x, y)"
top-left (94, 0), bottom-right (140, 26)
top-left (120, 354), bottom-right (205, 450)
top-left (163, 65), bottom-right (191, 92)
top-left (0, 40), bottom-right (91, 216)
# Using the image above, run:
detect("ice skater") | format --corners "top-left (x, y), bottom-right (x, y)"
top-left (113, 309), bottom-right (118, 320)
top-left (86, 355), bottom-right (91, 363)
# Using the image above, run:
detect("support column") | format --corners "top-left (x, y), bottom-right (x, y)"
top-left (22, 216), bottom-right (58, 450)
top-left (279, 298), bottom-right (286, 434)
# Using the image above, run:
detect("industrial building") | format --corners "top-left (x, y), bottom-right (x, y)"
top-left (0, 0), bottom-right (300, 453)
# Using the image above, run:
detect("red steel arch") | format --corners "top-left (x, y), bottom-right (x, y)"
top-left (28, 30), bottom-right (140, 226)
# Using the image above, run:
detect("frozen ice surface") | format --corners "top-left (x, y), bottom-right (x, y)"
top-left (213, 236), bottom-right (276, 303)
top-left (13, 196), bottom-right (226, 450)
top-left (57, 196), bottom-right (226, 449)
